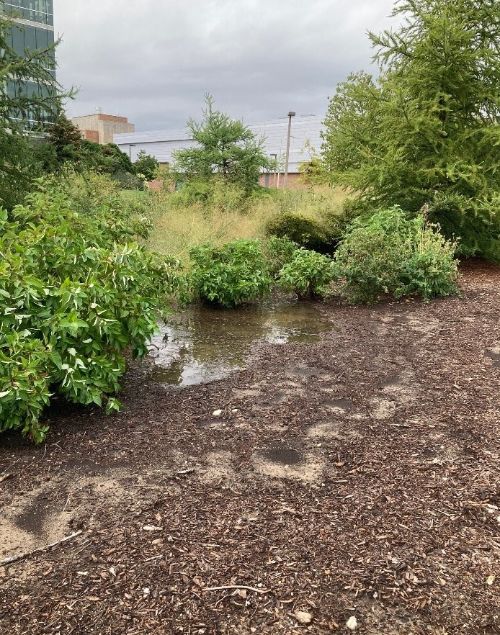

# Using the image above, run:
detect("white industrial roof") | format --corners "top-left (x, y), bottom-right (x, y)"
top-left (114, 115), bottom-right (323, 172)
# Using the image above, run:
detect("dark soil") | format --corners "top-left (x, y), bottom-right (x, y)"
top-left (1, 261), bottom-right (499, 634)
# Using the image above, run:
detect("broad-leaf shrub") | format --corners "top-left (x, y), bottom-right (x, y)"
top-left (332, 208), bottom-right (458, 303)
top-left (0, 187), bottom-right (181, 442)
top-left (263, 236), bottom-right (298, 278)
top-left (189, 240), bottom-right (271, 307)
top-left (279, 249), bottom-right (335, 299)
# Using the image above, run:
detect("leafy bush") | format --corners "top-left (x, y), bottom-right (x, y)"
top-left (332, 207), bottom-right (459, 304)
top-left (263, 236), bottom-right (298, 278)
top-left (428, 192), bottom-right (500, 262)
top-left (112, 170), bottom-right (144, 191)
top-left (0, 183), bottom-right (181, 442)
top-left (134, 151), bottom-right (159, 182)
top-left (279, 249), bottom-right (335, 299)
top-left (189, 240), bottom-right (271, 307)
top-left (265, 213), bottom-right (336, 253)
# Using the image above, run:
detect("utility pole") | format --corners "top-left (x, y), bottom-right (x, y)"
top-left (270, 153), bottom-right (278, 188)
top-left (283, 111), bottom-right (295, 188)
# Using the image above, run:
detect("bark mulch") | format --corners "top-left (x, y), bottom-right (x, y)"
top-left (0, 261), bottom-right (499, 634)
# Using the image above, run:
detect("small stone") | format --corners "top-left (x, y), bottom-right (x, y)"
top-left (294, 610), bottom-right (313, 625)
top-left (486, 575), bottom-right (495, 586)
top-left (346, 616), bottom-right (358, 631)
top-left (212, 409), bottom-right (223, 417)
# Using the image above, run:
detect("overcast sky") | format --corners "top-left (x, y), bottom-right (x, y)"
top-left (54, 0), bottom-right (396, 132)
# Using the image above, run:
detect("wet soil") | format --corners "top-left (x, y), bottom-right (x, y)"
top-left (0, 261), bottom-right (499, 634)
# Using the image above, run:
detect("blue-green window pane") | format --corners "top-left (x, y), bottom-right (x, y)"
top-left (4, 1), bottom-right (53, 26)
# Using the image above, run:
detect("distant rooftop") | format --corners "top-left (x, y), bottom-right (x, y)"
top-left (114, 115), bottom-right (323, 171)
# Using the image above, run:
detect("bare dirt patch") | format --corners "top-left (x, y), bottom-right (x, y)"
top-left (0, 261), bottom-right (499, 634)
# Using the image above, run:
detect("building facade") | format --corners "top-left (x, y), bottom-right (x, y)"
top-left (114, 115), bottom-right (323, 187)
top-left (3, 0), bottom-right (55, 125)
top-left (72, 113), bottom-right (135, 145)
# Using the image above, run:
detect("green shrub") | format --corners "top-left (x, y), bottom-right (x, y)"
top-left (265, 213), bottom-right (335, 253)
top-left (0, 184), bottom-right (181, 442)
top-left (428, 192), bottom-right (500, 262)
top-left (134, 150), bottom-right (159, 182)
top-left (56, 171), bottom-right (151, 234)
top-left (189, 240), bottom-right (271, 307)
top-left (263, 236), bottom-right (299, 278)
top-left (332, 207), bottom-right (459, 304)
top-left (279, 249), bottom-right (335, 299)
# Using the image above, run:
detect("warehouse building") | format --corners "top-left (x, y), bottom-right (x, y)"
top-left (115, 115), bottom-right (322, 187)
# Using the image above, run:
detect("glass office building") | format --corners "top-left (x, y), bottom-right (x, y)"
top-left (3, 1), bottom-right (55, 125)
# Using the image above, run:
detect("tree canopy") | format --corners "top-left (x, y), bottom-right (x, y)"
top-left (322, 0), bottom-right (500, 259)
top-left (174, 96), bottom-right (271, 194)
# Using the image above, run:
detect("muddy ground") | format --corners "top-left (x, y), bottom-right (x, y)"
top-left (0, 261), bottom-right (499, 635)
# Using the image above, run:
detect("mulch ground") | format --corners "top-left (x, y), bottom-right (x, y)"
top-left (0, 261), bottom-right (499, 635)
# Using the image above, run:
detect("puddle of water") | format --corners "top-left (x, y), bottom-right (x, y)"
top-left (149, 298), bottom-right (332, 387)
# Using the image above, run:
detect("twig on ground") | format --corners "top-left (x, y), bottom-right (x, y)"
top-left (1, 530), bottom-right (83, 566)
top-left (202, 585), bottom-right (271, 594)
top-left (0, 473), bottom-right (13, 484)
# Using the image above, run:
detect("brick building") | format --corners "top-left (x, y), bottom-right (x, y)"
top-left (72, 113), bottom-right (135, 145)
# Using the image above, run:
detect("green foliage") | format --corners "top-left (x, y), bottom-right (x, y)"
top-left (189, 240), bottom-right (272, 308)
top-left (0, 9), bottom-right (67, 130)
top-left (0, 130), bottom-right (44, 209)
top-left (38, 118), bottom-right (141, 186)
top-left (299, 157), bottom-right (328, 187)
top-left (174, 95), bottom-right (271, 195)
top-left (263, 236), bottom-right (299, 278)
top-left (45, 114), bottom-right (83, 166)
top-left (134, 150), bottom-right (159, 181)
top-left (0, 10), bottom-right (71, 208)
top-left (427, 192), bottom-right (500, 262)
top-left (332, 208), bottom-right (459, 303)
top-left (265, 213), bottom-right (337, 253)
top-left (0, 180), bottom-right (182, 442)
top-left (172, 178), bottom-right (249, 213)
top-left (322, 0), bottom-right (500, 259)
top-left (279, 249), bottom-right (335, 299)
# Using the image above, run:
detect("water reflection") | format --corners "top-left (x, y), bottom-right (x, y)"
top-left (149, 299), bottom-right (332, 387)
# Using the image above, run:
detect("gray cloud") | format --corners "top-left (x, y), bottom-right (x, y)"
top-left (54, 0), bottom-right (396, 131)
